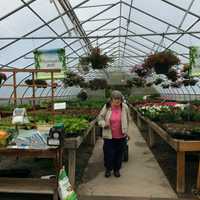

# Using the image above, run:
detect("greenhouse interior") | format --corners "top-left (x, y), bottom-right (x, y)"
top-left (1, 0), bottom-right (200, 199)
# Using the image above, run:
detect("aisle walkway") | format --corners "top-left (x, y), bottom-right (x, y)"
top-left (77, 120), bottom-right (177, 199)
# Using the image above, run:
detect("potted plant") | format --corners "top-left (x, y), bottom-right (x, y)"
top-left (63, 72), bottom-right (84, 87)
top-left (25, 79), bottom-right (47, 88)
top-left (0, 73), bottom-right (7, 84)
top-left (80, 47), bottom-right (113, 70)
top-left (144, 50), bottom-right (180, 75)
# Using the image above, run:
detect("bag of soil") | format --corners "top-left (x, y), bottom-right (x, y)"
top-left (58, 166), bottom-right (78, 200)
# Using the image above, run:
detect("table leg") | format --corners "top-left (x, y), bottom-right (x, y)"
top-left (197, 159), bottom-right (200, 190)
top-left (90, 126), bottom-right (96, 146)
top-left (177, 151), bottom-right (185, 193)
top-left (137, 114), bottom-right (141, 129)
top-left (68, 149), bottom-right (76, 188)
top-left (148, 127), bottom-right (155, 148)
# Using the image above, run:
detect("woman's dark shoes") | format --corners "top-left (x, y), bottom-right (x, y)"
top-left (105, 170), bottom-right (111, 178)
top-left (114, 170), bottom-right (120, 177)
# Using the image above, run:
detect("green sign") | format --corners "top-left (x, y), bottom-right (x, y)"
top-left (34, 48), bottom-right (67, 80)
top-left (189, 46), bottom-right (200, 76)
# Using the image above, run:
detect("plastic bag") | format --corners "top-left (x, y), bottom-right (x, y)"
top-left (58, 166), bottom-right (78, 200)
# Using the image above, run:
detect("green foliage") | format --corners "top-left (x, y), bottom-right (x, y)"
top-left (31, 112), bottom-right (52, 124)
top-left (0, 104), bottom-right (15, 112)
top-left (63, 71), bottom-right (85, 87)
top-left (80, 47), bottom-right (113, 70)
top-left (77, 90), bottom-right (88, 101)
top-left (128, 95), bottom-right (144, 103)
top-left (54, 116), bottom-right (89, 135)
top-left (63, 118), bottom-right (89, 135)
top-left (66, 99), bottom-right (106, 109)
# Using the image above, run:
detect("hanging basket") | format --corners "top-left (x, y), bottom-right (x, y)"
top-left (144, 51), bottom-right (180, 75)
top-left (79, 47), bottom-right (113, 70)
top-left (0, 73), bottom-right (7, 85)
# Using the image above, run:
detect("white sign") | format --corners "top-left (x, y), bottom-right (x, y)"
top-left (54, 102), bottom-right (66, 110)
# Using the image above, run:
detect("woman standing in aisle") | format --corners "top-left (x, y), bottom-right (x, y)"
top-left (98, 90), bottom-right (131, 178)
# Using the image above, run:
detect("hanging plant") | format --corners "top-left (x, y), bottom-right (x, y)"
top-left (63, 71), bottom-right (84, 87)
top-left (77, 63), bottom-right (90, 75)
top-left (77, 90), bottom-right (88, 101)
top-left (131, 64), bottom-right (149, 77)
top-left (88, 78), bottom-right (108, 90)
top-left (0, 73), bottom-right (7, 85)
top-left (182, 78), bottom-right (198, 86)
top-left (145, 82), bottom-right (153, 87)
top-left (80, 47), bottom-right (113, 70)
top-left (161, 83), bottom-right (170, 88)
top-left (154, 78), bottom-right (164, 85)
top-left (167, 68), bottom-right (178, 82)
top-left (25, 79), bottom-right (47, 88)
top-left (170, 81), bottom-right (182, 88)
top-left (129, 77), bottom-right (145, 88)
top-left (52, 82), bottom-right (58, 89)
top-left (144, 50), bottom-right (180, 75)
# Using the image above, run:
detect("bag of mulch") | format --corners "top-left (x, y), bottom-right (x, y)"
top-left (58, 166), bottom-right (78, 200)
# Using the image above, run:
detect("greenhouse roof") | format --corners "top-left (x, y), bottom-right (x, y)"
top-left (1, 0), bottom-right (200, 99)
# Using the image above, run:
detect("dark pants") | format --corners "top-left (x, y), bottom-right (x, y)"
top-left (103, 138), bottom-right (125, 171)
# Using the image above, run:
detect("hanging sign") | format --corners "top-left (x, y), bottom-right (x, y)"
top-left (34, 48), bottom-right (67, 80)
top-left (189, 46), bottom-right (200, 76)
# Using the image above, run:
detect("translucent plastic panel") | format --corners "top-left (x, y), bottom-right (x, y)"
top-left (179, 14), bottom-right (198, 30)
top-left (0, 0), bottom-right (23, 19)
top-left (74, 3), bottom-right (120, 22)
top-left (133, 0), bottom-right (185, 27)
top-left (69, 0), bottom-right (119, 8)
top-left (0, 7), bottom-right (42, 37)
top-left (30, 0), bottom-right (64, 22)
top-left (190, 0), bottom-right (200, 15)
top-left (41, 18), bottom-right (68, 36)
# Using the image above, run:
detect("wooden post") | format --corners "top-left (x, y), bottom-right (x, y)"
top-left (148, 126), bottom-right (155, 147)
top-left (13, 72), bottom-right (17, 106)
top-left (197, 159), bottom-right (200, 190)
top-left (137, 114), bottom-right (142, 129)
top-left (51, 72), bottom-right (55, 122)
top-left (176, 151), bottom-right (185, 193)
top-left (32, 72), bottom-right (36, 111)
top-left (90, 126), bottom-right (96, 146)
top-left (68, 149), bottom-right (76, 188)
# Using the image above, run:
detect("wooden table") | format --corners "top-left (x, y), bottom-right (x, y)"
top-left (0, 147), bottom-right (62, 200)
top-left (130, 106), bottom-right (200, 193)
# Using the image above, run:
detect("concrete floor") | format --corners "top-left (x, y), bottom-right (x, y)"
top-left (77, 120), bottom-right (178, 199)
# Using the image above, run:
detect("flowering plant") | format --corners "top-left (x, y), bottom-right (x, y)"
top-left (130, 64), bottom-right (149, 77)
top-left (0, 72), bottom-right (7, 84)
top-left (143, 50), bottom-right (180, 74)
top-left (80, 47), bottom-right (113, 70)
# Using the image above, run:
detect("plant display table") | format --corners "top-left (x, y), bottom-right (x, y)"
top-left (131, 106), bottom-right (200, 193)
top-left (0, 147), bottom-right (62, 200)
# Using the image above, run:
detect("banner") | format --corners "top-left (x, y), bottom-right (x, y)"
top-left (34, 48), bottom-right (67, 80)
top-left (189, 46), bottom-right (200, 76)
